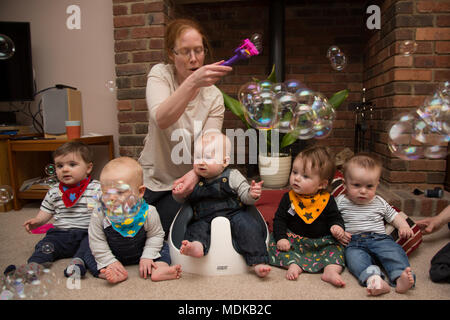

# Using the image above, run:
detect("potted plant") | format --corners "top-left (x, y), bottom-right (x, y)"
top-left (221, 65), bottom-right (349, 188)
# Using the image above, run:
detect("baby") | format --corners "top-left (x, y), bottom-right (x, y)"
top-left (4, 141), bottom-right (101, 278)
top-left (89, 157), bottom-right (181, 284)
top-left (176, 131), bottom-right (271, 277)
top-left (336, 153), bottom-right (415, 296)
top-left (268, 145), bottom-right (346, 286)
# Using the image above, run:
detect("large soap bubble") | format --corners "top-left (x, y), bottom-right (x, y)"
top-left (276, 92), bottom-right (297, 133)
top-left (388, 113), bottom-right (426, 160)
top-left (239, 82), bottom-right (279, 130)
top-left (416, 89), bottom-right (450, 138)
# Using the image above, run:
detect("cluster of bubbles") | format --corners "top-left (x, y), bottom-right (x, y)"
top-left (0, 185), bottom-right (13, 204)
top-left (97, 181), bottom-right (142, 224)
top-left (1, 245), bottom-right (61, 300)
top-left (327, 45), bottom-right (347, 71)
top-left (0, 34), bottom-right (15, 60)
top-left (388, 81), bottom-right (450, 160)
top-left (238, 80), bottom-right (336, 140)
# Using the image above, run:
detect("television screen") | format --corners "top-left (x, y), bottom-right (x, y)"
top-left (0, 21), bottom-right (34, 101)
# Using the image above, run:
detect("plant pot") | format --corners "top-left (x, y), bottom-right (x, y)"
top-left (258, 153), bottom-right (292, 188)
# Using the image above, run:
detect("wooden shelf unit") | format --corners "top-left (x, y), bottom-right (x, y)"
top-left (7, 135), bottom-right (114, 210)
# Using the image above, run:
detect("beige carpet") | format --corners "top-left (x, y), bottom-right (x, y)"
top-left (1, 202), bottom-right (449, 301)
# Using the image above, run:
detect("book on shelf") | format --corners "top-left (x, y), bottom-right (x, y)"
top-left (20, 177), bottom-right (52, 192)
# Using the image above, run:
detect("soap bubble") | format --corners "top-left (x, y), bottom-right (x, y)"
top-left (329, 51), bottom-right (347, 71)
top-left (100, 181), bottom-right (143, 224)
top-left (438, 81), bottom-right (450, 98)
top-left (309, 94), bottom-right (336, 139)
top-left (44, 164), bottom-right (56, 176)
top-left (272, 82), bottom-right (286, 95)
top-left (417, 89), bottom-right (450, 137)
top-left (105, 80), bottom-right (117, 93)
top-left (239, 82), bottom-right (279, 130)
top-left (41, 242), bottom-right (55, 255)
top-left (327, 45), bottom-right (341, 59)
top-left (388, 113), bottom-right (425, 160)
top-left (259, 80), bottom-right (273, 92)
top-left (399, 40), bottom-right (418, 56)
top-left (0, 185), bottom-right (14, 204)
top-left (250, 33), bottom-right (263, 52)
top-left (295, 112), bottom-right (316, 140)
top-left (285, 79), bottom-right (306, 94)
top-left (0, 289), bottom-right (14, 300)
top-left (276, 92), bottom-right (297, 133)
top-left (0, 34), bottom-right (15, 60)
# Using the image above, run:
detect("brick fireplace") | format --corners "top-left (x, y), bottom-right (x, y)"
top-left (112, 0), bottom-right (450, 215)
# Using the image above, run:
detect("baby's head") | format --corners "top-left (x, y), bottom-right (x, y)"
top-left (342, 153), bottom-right (382, 205)
top-left (100, 157), bottom-right (145, 198)
top-left (193, 131), bottom-right (231, 179)
top-left (53, 141), bottom-right (93, 186)
top-left (290, 145), bottom-right (335, 196)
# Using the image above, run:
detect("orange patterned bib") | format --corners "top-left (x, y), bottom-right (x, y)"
top-left (288, 190), bottom-right (330, 224)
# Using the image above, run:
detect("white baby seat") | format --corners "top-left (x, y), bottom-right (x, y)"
top-left (168, 204), bottom-right (269, 276)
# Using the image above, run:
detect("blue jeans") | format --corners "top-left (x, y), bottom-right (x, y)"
top-left (28, 228), bottom-right (99, 276)
top-left (344, 232), bottom-right (415, 287)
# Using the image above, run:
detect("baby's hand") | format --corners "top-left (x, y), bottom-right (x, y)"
top-left (330, 225), bottom-right (345, 239)
top-left (250, 180), bottom-right (264, 200)
top-left (139, 258), bottom-right (157, 279)
top-left (277, 239), bottom-right (290, 251)
top-left (398, 226), bottom-right (414, 240)
top-left (23, 218), bottom-right (41, 233)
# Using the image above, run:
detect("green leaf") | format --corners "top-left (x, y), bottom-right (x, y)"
top-left (221, 90), bottom-right (250, 128)
top-left (329, 89), bottom-right (349, 109)
top-left (266, 64), bottom-right (277, 83)
top-left (280, 130), bottom-right (298, 149)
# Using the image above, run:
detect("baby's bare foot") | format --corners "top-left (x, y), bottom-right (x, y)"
top-left (366, 275), bottom-right (390, 296)
top-left (151, 264), bottom-right (182, 281)
top-left (286, 264), bottom-right (302, 280)
top-left (396, 267), bottom-right (414, 293)
top-left (180, 240), bottom-right (204, 258)
top-left (254, 264), bottom-right (271, 278)
top-left (321, 266), bottom-right (345, 287)
top-left (102, 267), bottom-right (128, 284)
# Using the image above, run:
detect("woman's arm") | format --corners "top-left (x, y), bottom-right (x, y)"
top-left (151, 62), bottom-right (231, 129)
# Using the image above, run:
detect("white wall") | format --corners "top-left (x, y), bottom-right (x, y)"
top-left (0, 0), bottom-right (119, 161)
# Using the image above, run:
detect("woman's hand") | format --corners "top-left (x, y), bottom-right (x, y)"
top-left (172, 169), bottom-right (200, 199)
top-left (187, 61), bottom-right (232, 89)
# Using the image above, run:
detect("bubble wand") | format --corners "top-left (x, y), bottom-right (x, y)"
top-left (221, 33), bottom-right (262, 66)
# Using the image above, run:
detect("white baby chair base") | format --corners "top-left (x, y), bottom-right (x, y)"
top-left (168, 205), bottom-right (269, 276)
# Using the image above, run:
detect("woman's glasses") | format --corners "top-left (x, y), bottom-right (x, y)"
top-left (172, 46), bottom-right (207, 59)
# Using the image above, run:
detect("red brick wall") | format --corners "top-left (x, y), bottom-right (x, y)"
top-left (113, 0), bottom-right (449, 189)
top-left (113, 0), bottom-right (175, 159)
top-left (180, 0), bottom-right (367, 165)
top-left (364, 0), bottom-right (450, 190)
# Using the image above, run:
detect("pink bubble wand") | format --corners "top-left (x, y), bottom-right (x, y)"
top-left (221, 33), bottom-right (262, 66)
